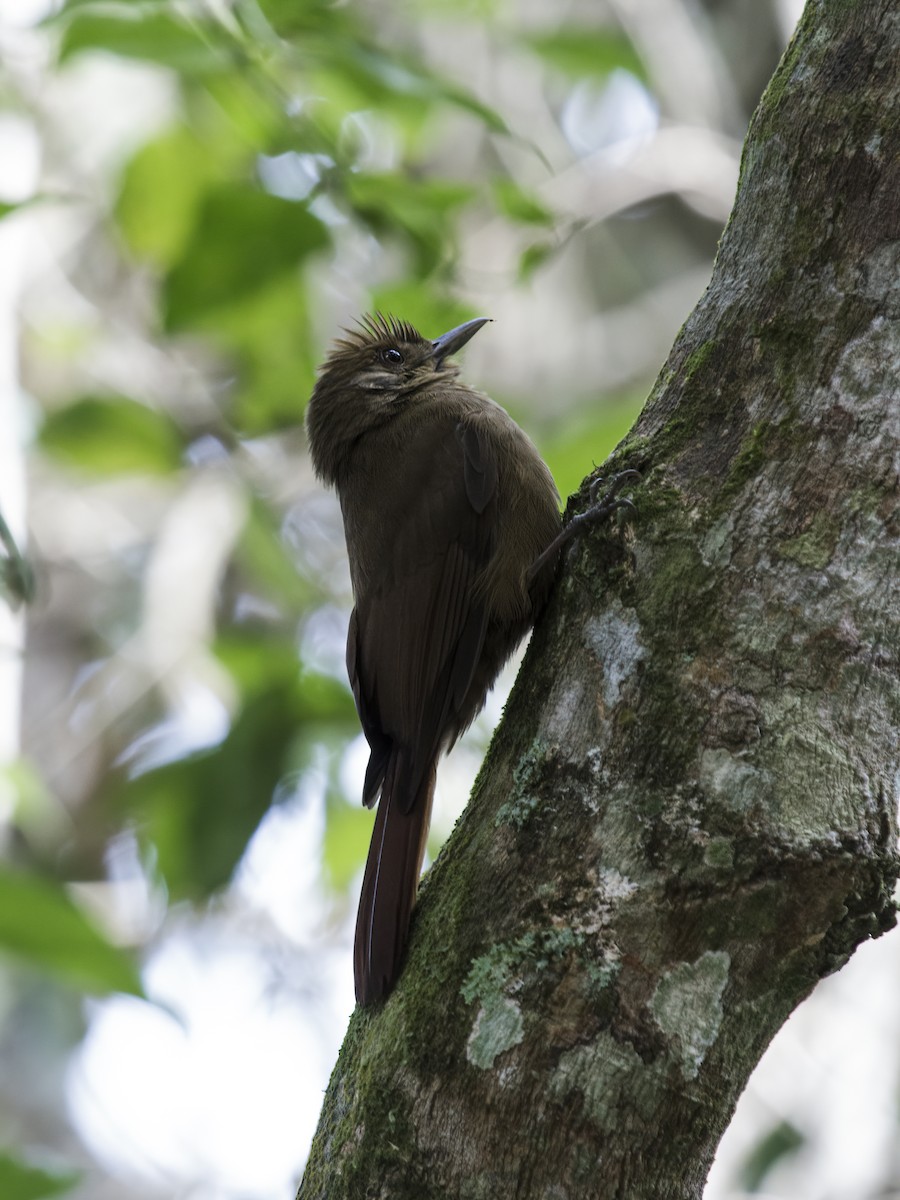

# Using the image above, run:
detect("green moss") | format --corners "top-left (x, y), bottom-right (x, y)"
top-left (706, 404), bottom-right (807, 519)
top-left (628, 481), bottom-right (683, 527)
top-left (610, 431), bottom-right (652, 464)
top-left (650, 355), bottom-right (743, 464)
top-left (495, 737), bottom-right (548, 829)
top-left (349, 1085), bottom-right (424, 1194)
top-left (623, 532), bottom-right (725, 785)
top-left (638, 540), bottom-right (713, 634)
top-left (847, 483), bottom-right (884, 516)
top-left (396, 807), bottom-right (505, 1077)
top-left (777, 511), bottom-right (841, 568)
top-left (459, 1177), bottom-right (508, 1200)
top-left (682, 339), bottom-right (718, 381)
top-left (748, 9), bottom-right (811, 144)
top-left (721, 421), bottom-right (774, 501)
top-left (300, 1005), bottom-right (435, 1199)
top-left (704, 837), bottom-right (735, 870)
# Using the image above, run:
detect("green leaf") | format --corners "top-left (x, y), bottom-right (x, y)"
top-left (0, 761), bottom-right (51, 840)
top-left (314, 33), bottom-right (509, 134)
top-left (232, 497), bottom-right (317, 611)
top-left (254, 0), bottom-right (507, 133)
top-left (322, 798), bottom-right (372, 891)
top-left (163, 186), bottom-right (329, 330)
top-left (433, 76), bottom-right (509, 134)
top-left (400, 0), bottom-right (499, 14)
top-left (492, 178), bottom-right (554, 226)
top-left (0, 1152), bottom-right (79, 1200)
top-left (124, 688), bottom-right (296, 899)
top-left (202, 70), bottom-right (286, 151)
top-left (116, 125), bottom-right (219, 269)
top-left (517, 241), bottom-right (557, 281)
top-left (208, 274), bottom-right (318, 433)
top-left (739, 1120), bottom-right (805, 1192)
top-left (59, 10), bottom-right (223, 74)
top-left (39, 397), bottom-right (183, 476)
top-left (345, 173), bottom-right (472, 274)
top-left (122, 653), bottom-right (357, 899)
top-left (255, 0), bottom-right (356, 39)
top-left (348, 173), bottom-right (473, 222)
top-left (214, 638), bottom-right (354, 721)
top-left (524, 29), bottom-right (647, 82)
top-left (0, 869), bottom-right (143, 996)
top-left (0, 510), bottom-right (35, 609)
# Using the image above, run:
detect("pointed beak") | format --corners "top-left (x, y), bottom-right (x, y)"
top-left (431, 318), bottom-right (490, 367)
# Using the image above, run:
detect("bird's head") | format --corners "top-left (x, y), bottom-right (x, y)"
top-left (306, 313), bottom-right (489, 483)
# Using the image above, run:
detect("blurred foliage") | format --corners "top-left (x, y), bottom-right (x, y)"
top-left (0, 1153), bottom-right (80, 1200)
top-left (0, 511), bottom-right (35, 609)
top-left (120, 640), bottom-right (358, 899)
top-left (543, 398), bottom-right (647, 502)
top-left (0, 0), bottom-right (797, 1194)
top-left (38, 397), bottom-right (183, 475)
top-left (523, 28), bottom-right (648, 82)
top-left (0, 869), bottom-right (142, 996)
top-left (738, 1120), bottom-right (806, 1192)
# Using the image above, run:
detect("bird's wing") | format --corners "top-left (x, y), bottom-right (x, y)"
top-left (348, 415), bottom-right (498, 812)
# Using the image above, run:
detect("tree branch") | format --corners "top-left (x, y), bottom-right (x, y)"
top-left (299, 2), bottom-right (899, 1195)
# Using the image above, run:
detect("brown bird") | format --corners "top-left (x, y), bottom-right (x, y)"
top-left (306, 314), bottom-right (632, 1005)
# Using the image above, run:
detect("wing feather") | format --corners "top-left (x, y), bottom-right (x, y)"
top-left (348, 415), bottom-right (497, 809)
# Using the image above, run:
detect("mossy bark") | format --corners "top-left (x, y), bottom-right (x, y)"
top-left (299, 2), bottom-right (900, 1197)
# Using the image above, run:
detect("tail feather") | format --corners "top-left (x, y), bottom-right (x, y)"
top-left (354, 751), bottom-right (436, 1006)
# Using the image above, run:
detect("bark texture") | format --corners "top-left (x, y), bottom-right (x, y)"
top-left (299, 2), bottom-right (900, 1196)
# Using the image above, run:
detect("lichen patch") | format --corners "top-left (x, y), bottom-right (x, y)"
top-left (583, 604), bottom-right (646, 707)
top-left (649, 950), bottom-right (731, 1080)
top-left (466, 998), bottom-right (524, 1070)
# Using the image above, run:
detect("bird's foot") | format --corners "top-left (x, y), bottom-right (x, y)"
top-left (580, 469), bottom-right (640, 526)
top-left (560, 467), bottom-right (640, 547)
top-left (526, 470), bottom-right (639, 585)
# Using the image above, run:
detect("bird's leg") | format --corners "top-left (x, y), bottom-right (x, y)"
top-left (527, 469), bottom-right (640, 585)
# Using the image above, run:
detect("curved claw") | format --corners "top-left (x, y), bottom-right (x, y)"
top-left (526, 469), bottom-right (640, 587)
top-left (589, 469), bottom-right (640, 505)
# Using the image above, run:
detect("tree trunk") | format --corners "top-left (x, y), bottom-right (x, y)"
top-left (299, 2), bottom-right (900, 1196)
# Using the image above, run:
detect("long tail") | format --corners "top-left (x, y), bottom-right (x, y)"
top-left (354, 751), bottom-right (436, 1006)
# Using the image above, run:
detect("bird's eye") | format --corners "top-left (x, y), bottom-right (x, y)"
top-left (380, 348), bottom-right (404, 366)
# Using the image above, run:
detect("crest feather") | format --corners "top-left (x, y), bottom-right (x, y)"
top-left (332, 312), bottom-right (424, 355)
